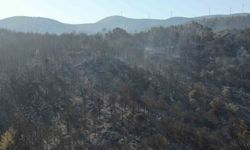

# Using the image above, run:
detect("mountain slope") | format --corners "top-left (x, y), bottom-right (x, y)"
top-left (0, 16), bottom-right (76, 34)
top-left (0, 23), bottom-right (250, 149)
top-left (76, 16), bottom-right (190, 34)
top-left (0, 13), bottom-right (250, 34)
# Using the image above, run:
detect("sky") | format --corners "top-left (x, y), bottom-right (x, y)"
top-left (0, 0), bottom-right (249, 24)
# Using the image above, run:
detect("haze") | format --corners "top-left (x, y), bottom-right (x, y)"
top-left (0, 0), bottom-right (248, 24)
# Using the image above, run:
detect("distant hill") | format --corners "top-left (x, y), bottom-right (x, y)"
top-left (0, 16), bottom-right (76, 34)
top-left (76, 16), bottom-right (190, 34)
top-left (0, 13), bottom-right (250, 34)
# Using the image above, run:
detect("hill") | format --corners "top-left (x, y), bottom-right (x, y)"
top-left (0, 22), bottom-right (250, 149)
top-left (0, 13), bottom-right (250, 34)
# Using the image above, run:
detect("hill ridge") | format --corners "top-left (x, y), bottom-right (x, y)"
top-left (0, 13), bottom-right (249, 34)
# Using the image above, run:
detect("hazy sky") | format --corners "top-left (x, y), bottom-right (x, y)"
top-left (0, 0), bottom-right (248, 24)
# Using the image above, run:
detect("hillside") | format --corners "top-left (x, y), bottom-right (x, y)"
top-left (0, 16), bottom-right (75, 34)
top-left (0, 22), bottom-right (250, 149)
top-left (0, 13), bottom-right (250, 34)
